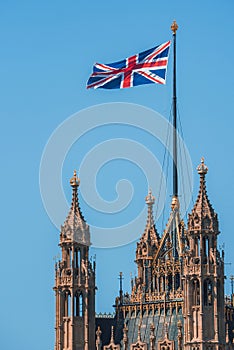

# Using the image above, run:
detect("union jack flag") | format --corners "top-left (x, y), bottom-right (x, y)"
top-left (87, 41), bottom-right (171, 89)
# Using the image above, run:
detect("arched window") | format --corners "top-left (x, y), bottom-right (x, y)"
top-left (168, 274), bottom-right (172, 291)
top-left (78, 249), bottom-right (81, 267)
top-left (74, 249), bottom-right (78, 268)
top-left (203, 237), bottom-right (208, 256)
top-left (193, 279), bottom-right (200, 306)
top-left (175, 273), bottom-right (180, 290)
top-left (66, 249), bottom-right (70, 267)
top-left (202, 237), bottom-right (209, 263)
top-left (204, 279), bottom-right (212, 306)
top-left (79, 294), bottom-right (83, 317)
top-left (208, 281), bottom-right (212, 305)
top-left (74, 292), bottom-right (83, 317)
top-left (74, 292), bottom-right (79, 316)
top-left (64, 290), bottom-right (71, 316)
top-left (67, 248), bottom-right (72, 268)
top-left (195, 237), bottom-right (200, 256)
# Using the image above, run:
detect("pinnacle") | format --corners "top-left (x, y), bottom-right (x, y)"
top-left (61, 170), bottom-right (91, 246)
top-left (145, 189), bottom-right (155, 206)
top-left (197, 157), bottom-right (208, 176)
top-left (70, 169), bottom-right (80, 187)
top-left (138, 190), bottom-right (160, 249)
top-left (188, 158), bottom-right (218, 233)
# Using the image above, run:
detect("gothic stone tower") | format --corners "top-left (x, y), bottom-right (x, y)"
top-left (54, 171), bottom-right (96, 350)
top-left (112, 158), bottom-right (227, 350)
top-left (135, 190), bottom-right (160, 297)
top-left (183, 158), bottom-right (225, 350)
top-left (114, 188), bottom-right (184, 350)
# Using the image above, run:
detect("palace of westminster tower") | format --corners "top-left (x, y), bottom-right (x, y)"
top-left (53, 159), bottom-right (234, 350)
top-left (52, 21), bottom-right (234, 350)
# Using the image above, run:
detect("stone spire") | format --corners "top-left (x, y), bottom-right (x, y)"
top-left (183, 158), bottom-right (225, 350)
top-left (54, 170), bottom-right (96, 350)
top-left (132, 190), bottom-right (160, 300)
top-left (103, 326), bottom-right (120, 350)
top-left (138, 190), bottom-right (160, 249)
top-left (61, 170), bottom-right (91, 246)
top-left (188, 158), bottom-right (219, 233)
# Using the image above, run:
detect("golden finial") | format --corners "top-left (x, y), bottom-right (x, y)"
top-left (171, 195), bottom-right (179, 210)
top-left (145, 189), bottom-right (155, 205)
top-left (70, 169), bottom-right (80, 187)
top-left (171, 20), bottom-right (178, 34)
top-left (197, 157), bottom-right (208, 175)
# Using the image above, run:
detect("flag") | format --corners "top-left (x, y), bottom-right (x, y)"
top-left (87, 41), bottom-right (171, 90)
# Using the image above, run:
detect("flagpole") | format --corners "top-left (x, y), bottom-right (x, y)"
top-left (171, 20), bottom-right (179, 198)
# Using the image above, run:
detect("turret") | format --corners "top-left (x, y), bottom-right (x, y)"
top-left (183, 158), bottom-right (225, 350)
top-left (134, 190), bottom-right (160, 296)
top-left (54, 170), bottom-right (96, 350)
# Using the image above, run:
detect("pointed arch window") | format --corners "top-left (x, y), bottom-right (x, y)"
top-left (74, 292), bottom-right (79, 316)
top-left (168, 274), bottom-right (172, 292)
top-left (78, 249), bottom-right (81, 266)
top-left (67, 248), bottom-right (72, 268)
top-left (79, 294), bottom-right (83, 317)
top-left (195, 237), bottom-right (200, 256)
top-left (203, 237), bottom-right (209, 263)
top-left (74, 248), bottom-right (78, 268)
top-left (74, 292), bottom-right (83, 317)
top-left (175, 273), bottom-right (180, 290)
top-left (204, 279), bottom-right (212, 306)
top-left (193, 279), bottom-right (200, 306)
top-left (74, 248), bottom-right (81, 269)
top-left (64, 290), bottom-right (71, 316)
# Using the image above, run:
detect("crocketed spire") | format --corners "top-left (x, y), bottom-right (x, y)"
top-left (136, 190), bottom-right (160, 259)
top-left (188, 158), bottom-right (219, 233)
top-left (142, 190), bottom-right (160, 246)
top-left (60, 170), bottom-right (91, 246)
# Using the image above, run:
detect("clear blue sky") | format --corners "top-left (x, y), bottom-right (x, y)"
top-left (1, 1), bottom-right (234, 349)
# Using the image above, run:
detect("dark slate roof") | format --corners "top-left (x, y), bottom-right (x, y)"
top-left (116, 306), bottom-right (183, 349)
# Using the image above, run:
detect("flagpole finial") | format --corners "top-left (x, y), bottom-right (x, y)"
top-left (171, 20), bottom-right (178, 34)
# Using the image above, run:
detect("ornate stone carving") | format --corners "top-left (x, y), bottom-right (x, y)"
top-left (103, 326), bottom-right (120, 350)
top-left (130, 324), bottom-right (148, 350)
top-left (158, 323), bottom-right (174, 350)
